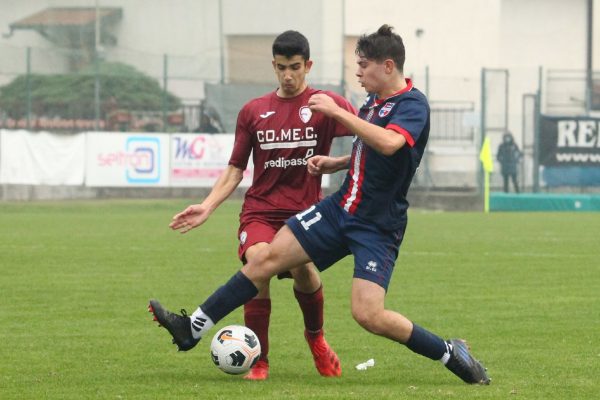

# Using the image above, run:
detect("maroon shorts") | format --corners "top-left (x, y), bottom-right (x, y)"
top-left (237, 214), bottom-right (296, 279)
top-left (237, 218), bottom-right (285, 263)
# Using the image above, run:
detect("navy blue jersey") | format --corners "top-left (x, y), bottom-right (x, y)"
top-left (331, 79), bottom-right (429, 231)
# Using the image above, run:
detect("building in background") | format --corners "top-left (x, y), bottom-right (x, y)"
top-left (1, 0), bottom-right (599, 190)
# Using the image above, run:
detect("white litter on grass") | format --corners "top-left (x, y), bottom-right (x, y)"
top-left (355, 358), bottom-right (375, 370)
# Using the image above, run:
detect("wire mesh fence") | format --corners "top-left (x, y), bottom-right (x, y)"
top-left (1, 1), bottom-right (599, 194)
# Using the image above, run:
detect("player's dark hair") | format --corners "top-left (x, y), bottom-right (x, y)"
top-left (356, 24), bottom-right (405, 72)
top-left (272, 30), bottom-right (310, 61)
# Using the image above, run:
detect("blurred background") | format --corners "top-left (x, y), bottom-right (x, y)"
top-left (1, 0), bottom-right (599, 209)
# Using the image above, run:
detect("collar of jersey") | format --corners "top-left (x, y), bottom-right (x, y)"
top-left (274, 86), bottom-right (311, 101)
top-left (372, 78), bottom-right (413, 106)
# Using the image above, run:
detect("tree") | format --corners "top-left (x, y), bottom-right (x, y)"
top-left (0, 62), bottom-right (181, 119)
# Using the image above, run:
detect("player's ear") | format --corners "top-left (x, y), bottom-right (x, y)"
top-left (384, 59), bottom-right (395, 74)
top-left (305, 59), bottom-right (313, 73)
top-left (272, 60), bottom-right (277, 70)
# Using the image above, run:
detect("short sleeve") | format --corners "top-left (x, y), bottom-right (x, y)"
top-left (228, 105), bottom-right (253, 170)
top-left (385, 97), bottom-right (428, 147)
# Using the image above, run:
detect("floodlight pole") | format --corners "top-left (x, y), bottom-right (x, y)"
top-left (340, 0), bottom-right (345, 95)
top-left (218, 0), bottom-right (225, 84)
top-left (478, 68), bottom-right (486, 196)
top-left (162, 54), bottom-right (168, 130)
top-left (94, 0), bottom-right (101, 131)
top-left (26, 47), bottom-right (31, 129)
top-left (585, 0), bottom-right (593, 115)
top-left (533, 66), bottom-right (542, 193)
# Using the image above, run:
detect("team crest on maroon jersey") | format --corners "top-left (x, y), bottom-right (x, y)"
top-left (299, 106), bottom-right (312, 123)
top-left (379, 102), bottom-right (395, 117)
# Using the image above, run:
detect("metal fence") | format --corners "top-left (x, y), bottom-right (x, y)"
top-left (2, 42), bottom-right (600, 192)
top-left (429, 101), bottom-right (476, 142)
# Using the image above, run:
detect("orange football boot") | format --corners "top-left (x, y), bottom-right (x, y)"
top-left (304, 330), bottom-right (341, 377)
top-left (243, 360), bottom-right (269, 381)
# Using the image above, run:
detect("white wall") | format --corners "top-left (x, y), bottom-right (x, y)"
top-left (2, 0), bottom-right (596, 85)
top-left (1, 0), bottom-right (598, 132)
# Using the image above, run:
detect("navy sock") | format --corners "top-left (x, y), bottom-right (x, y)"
top-left (200, 271), bottom-right (258, 323)
top-left (405, 323), bottom-right (448, 361)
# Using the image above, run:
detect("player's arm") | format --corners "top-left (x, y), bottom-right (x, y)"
top-left (171, 105), bottom-right (253, 234)
top-left (196, 164), bottom-right (244, 213)
top-left (309, 93), bottom-right (406, 156)
top-left (170, 165), bottom-right (243, 234)
top-left (307, 155), bottom-right (350, 176)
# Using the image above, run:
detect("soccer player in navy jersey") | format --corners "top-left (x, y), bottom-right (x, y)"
top-left (150, 25), bottom-right (490, 385)
top-left (161, 31), bottom-right (355, 380)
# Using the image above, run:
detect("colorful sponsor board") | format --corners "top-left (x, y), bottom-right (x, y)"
top-left (86, 132), bottom-right (169, 187)
top-left (170, 134), bottom-right (253, 187)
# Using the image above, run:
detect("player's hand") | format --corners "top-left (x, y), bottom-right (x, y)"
top-left (308, 155), bottom-right (338, 175)
top-left (308, 93), bottom-right (339, 116)
top-left (169, 204), bottom-right (210, 234)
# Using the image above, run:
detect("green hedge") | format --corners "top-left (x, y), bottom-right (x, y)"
top-left (0, 62), bottom-right (181, 119)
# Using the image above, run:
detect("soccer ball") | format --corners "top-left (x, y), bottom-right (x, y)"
top-left (210, 325), bottom-right (261, 375)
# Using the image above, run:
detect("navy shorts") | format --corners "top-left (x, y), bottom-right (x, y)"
top-left (285, 196), bottom-right (405, 291)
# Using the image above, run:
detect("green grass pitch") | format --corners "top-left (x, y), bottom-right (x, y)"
top-left (1, 199), bottom-right (598, 399)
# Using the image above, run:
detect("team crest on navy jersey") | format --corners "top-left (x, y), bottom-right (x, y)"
top-left (379, 102), bottom-right (395, 117)
top-left (299, 106), bottom-right (312, 123)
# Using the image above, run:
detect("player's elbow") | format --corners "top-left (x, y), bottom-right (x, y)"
top-left (379, 144), bottom-right (399, 156)
top-left (228, 165), bottom-right (244, 185)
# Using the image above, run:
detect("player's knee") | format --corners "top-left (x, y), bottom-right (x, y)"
top-left (243, 254), bottom-right (275, 288)
top-left (351, 306), bottom-right (383, 334)
top-left (290, 263), bottom-right (317, 281)
top-left (290, 264), bottom-right (321, 293)
top-left (250, 246), bottom-right (281, 279)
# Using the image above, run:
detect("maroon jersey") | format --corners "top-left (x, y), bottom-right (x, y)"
top-left (229, 87), bottom-right (355, 219)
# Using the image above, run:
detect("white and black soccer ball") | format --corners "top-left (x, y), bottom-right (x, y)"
top-left (210, 325), bottom-right (261, 375)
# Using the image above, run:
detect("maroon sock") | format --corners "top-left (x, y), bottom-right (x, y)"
top-left (294, 285), bottom-right (324, 335)
top-left (244, 298), bottom-right (271, 362)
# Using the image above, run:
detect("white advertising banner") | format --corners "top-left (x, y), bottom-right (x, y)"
top-left (0, 129), bottom-right (85, 185)
top-left (170, 133), bottom-right (253, 187)
top-left (85, 132), bottom-right (170, 187)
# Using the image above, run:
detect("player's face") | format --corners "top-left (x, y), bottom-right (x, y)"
top-left (355, 55), bottom-right (387, 95)
top-left (272, 55), bottom-right (312, 98)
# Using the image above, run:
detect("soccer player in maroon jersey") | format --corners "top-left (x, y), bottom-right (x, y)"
top-left (166, 31), bottom-right (355, 380)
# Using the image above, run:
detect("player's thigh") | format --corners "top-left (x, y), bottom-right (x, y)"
top-left (242, 225), bottom-right (312, 282)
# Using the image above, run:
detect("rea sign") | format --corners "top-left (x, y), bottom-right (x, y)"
top-left (557, 120), bottom-right (599, 148)
top-left (540, 117), bottom-right (600, 166)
